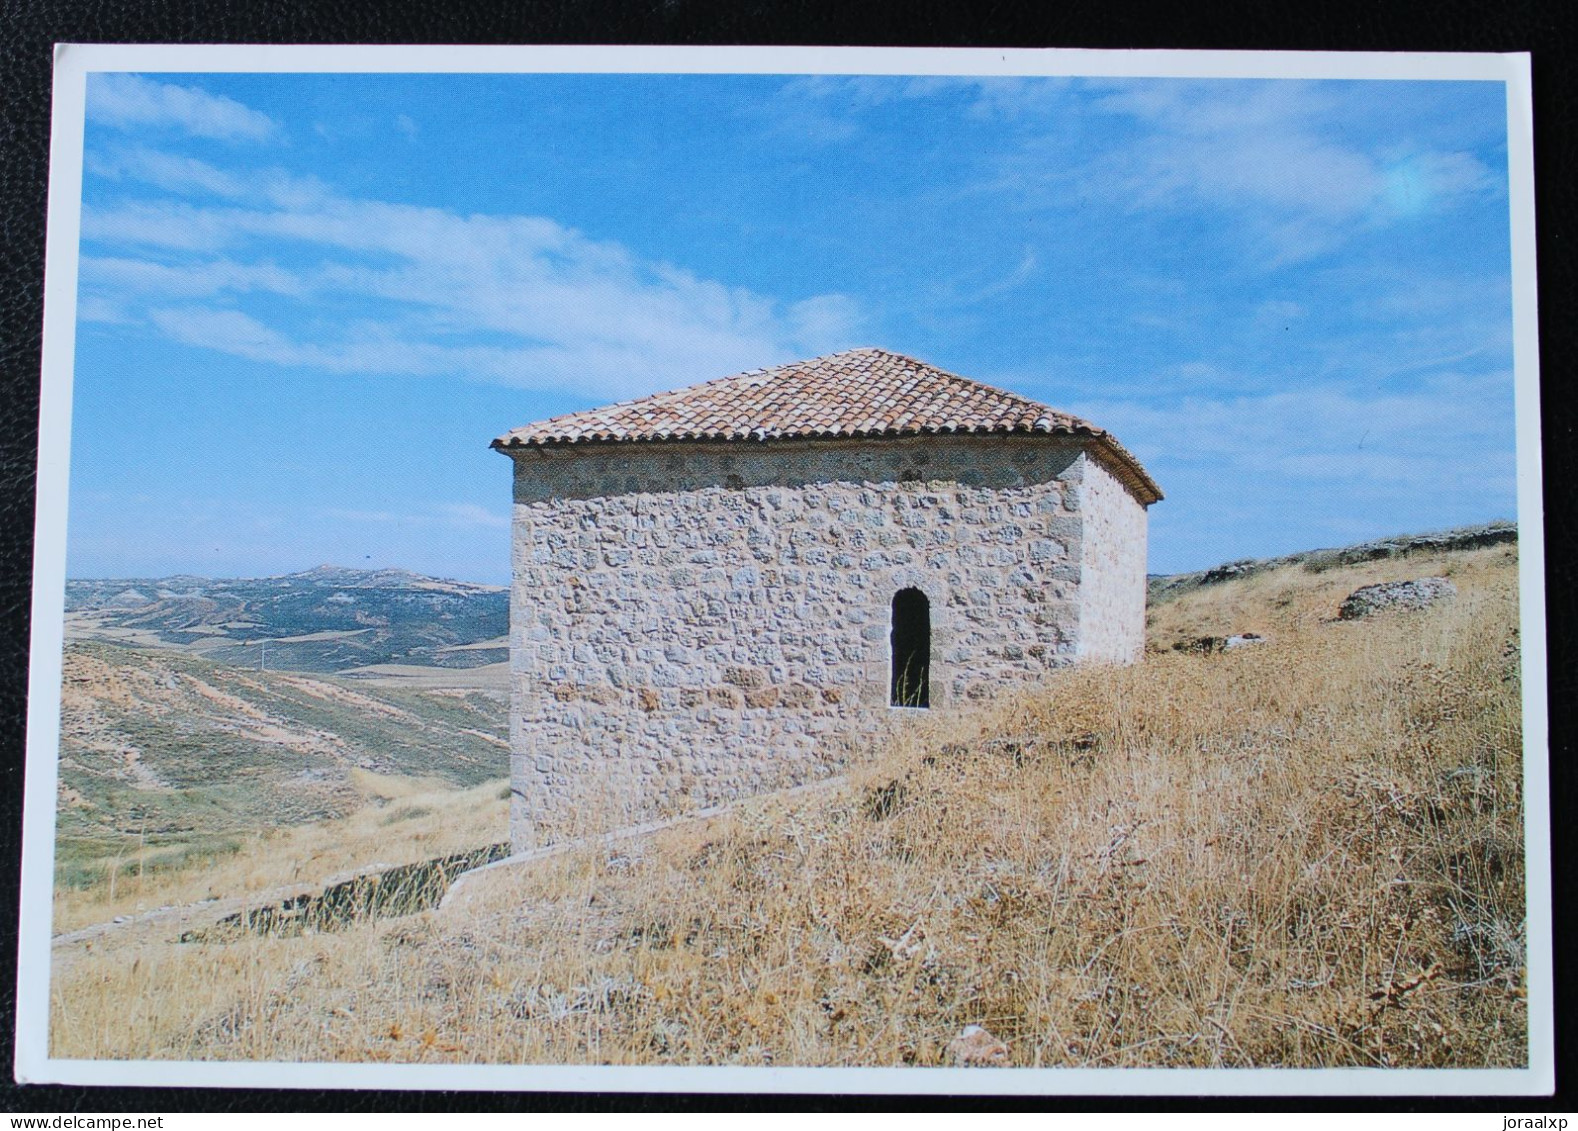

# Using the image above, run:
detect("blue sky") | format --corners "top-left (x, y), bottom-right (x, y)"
top-left (68, 71), bottom-right (1517, 582)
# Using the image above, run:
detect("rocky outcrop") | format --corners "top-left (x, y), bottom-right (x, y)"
top-left (1225, 632), bottom-right (1269, 650)
top-left (1338, 578), bottom-right (1458, 620)
top-left (1172, 631), bottom-right (1269, 655)
top-left (946, 1024), bottom-right (1010, 1067)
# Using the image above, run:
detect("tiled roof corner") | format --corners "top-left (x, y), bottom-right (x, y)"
top-left (492, 347), bottom-right (1161, 503)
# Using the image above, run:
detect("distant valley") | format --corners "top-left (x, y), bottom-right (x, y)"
top-left (66, 565), bottom-right (508, 675)
top-left (56, 566), bottom-right (513, 896)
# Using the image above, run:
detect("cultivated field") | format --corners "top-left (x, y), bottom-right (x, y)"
top-left (48, 542), bottom-right (1526, 1068)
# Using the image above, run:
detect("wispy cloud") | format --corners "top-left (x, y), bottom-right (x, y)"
top-left (324, 503), bottom-right (509, 530)
top-left (1071, 366), bottom-right (1517, 567)
top-left (86, 146), bottom-right (250, 197)
top-left (931, 248), bottom-right (1040, 309)
top-left (762, 76), bottom-right (1500, 268)
top-left (68, 73), bottom-right (1518, 582)
top-left (81, 152), bottom-right (866, 398)
top-left (81, 256), bottom-right (305, 312)
top-left (1079, 81), bottom-right (1500, 264)
top-left (1253, 299), bottom-right (1306, 328)
top-left (88, 74), bottom-right (279, 142)
top-left (1075, 368), bottom-right (1515, 496)
top-left (764, 75), bottom-right (1075, 142)
top-left (436, 503), bottom-right (509, 530)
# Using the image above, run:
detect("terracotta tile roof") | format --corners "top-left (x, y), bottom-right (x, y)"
top-left (493, 347), bottom-right (1161, 503)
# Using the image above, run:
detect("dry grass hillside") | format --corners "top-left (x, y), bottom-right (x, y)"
top-left (52, 643), bottom-right (507, 932)
top-left (48, 542), bottom-right (1526, 1069)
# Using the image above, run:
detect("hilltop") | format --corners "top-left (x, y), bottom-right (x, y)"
top-left (1147, 520), bottom-right (1516, 605)
top-left (50, 533), bottom-right (1526, 1069)
top-left (65, 565), bottom-right (508, 674)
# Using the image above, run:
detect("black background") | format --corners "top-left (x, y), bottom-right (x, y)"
top-left (1, 0), bottom-right (1572, 1114)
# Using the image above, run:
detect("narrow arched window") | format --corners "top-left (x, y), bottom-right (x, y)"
top-left (890, 588), bottom-right (931, 708)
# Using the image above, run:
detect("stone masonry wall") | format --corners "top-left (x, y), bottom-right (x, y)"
top-left (505, 433), bottom-right (1143, 851)
top-left (1075, 452), bottom-right (1150, 663)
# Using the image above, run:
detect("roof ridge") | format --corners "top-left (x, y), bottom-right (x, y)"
top-left (490, 348), bottom-right (1161, 504)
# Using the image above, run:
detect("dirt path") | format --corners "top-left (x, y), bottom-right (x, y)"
top-left (50, 775), bottom-right (850, 953)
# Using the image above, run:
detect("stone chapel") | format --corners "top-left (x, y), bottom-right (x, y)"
top-left (492, 347), bottom-right (1162, 850)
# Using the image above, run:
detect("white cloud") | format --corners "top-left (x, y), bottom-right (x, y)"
top-left (752, 76), bottom-right (1502, 268)
top-left (88, 75), bottom-right (278, 142)
top-left (86, 146), bottom-right (249, 197)
top-left (1379, 150), bottom-right (1496, 216)
top-left (436, 503), bottom-right (509, 530)
top-left (952, 248), bottom-right (1040, 307)
top-left (149, 307), bottom-right (299, 360)
top-left (82, 161), bottom-right (867, 399)
top-left (84, 255), bottom-right (305, 300)
top-left (761, 75), bottom-right (1073, 148)
top-left (785, 293), bottom-right (864, 348)
top-left (76, 295), bottom-right (134, 325)
top-left (1253, 299), bottom-right (1306, 327)
top-left (1078, 81), bottom-right (1500, 264)
top-left (1073, 367), bottom-right (1518, 568)
top-left (935, 79), bottom-right (1503, 269)
top-left (82, 199), bottom-right (241, 252)
top-left (771, 75), bottom-right (1074, 129)
top-left (324, 503), bottom-right (509, 530)
top-left (1074, 369), bottom-right (1515, 496)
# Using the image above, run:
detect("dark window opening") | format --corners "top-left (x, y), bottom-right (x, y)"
top-left (890, 588), bottom-right (931, 708)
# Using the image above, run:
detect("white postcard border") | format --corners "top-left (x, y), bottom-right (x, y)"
top-left (16, 43), bottom-right (1551, 1097)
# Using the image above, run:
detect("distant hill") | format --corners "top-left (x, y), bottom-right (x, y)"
top-left (66, 566), bottom-right (508, 674)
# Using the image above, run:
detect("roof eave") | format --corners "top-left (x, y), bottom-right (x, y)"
top-left (494, 427), bottom-right (1160, 503)
top-left (496, 432), bottom-right (1160, 504)
top-left (1088, 435), bottom-right (1164, 506)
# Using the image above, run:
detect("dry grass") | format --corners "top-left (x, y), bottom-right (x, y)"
top-left (48, 544), bottom-right (1526, 1068)
top-left (51, 772), bottom-right (510, 935)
